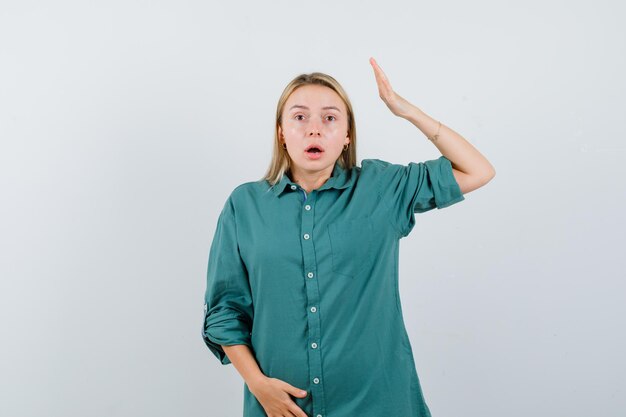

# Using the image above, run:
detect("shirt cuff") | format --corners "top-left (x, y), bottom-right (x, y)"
top-left (203, 310), bottom-right (253, 365)
top-left (423, 155), bottom-right (465, 210)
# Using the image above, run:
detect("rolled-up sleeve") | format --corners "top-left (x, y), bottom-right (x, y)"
top-left (366, 156), bottom-right (465, 238)
top-left (201, 197), bottom-right (254, 365)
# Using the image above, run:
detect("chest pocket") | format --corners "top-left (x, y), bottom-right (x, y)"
top-left (327, 217), bottom-right (375, 279)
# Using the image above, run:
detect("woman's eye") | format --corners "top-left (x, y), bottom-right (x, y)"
top-left (294, 114), bottom-right (335, 121)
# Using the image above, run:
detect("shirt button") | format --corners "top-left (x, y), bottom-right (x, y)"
top-left (290, 185), bottom-right (297, 190)
top-left (310, 306), bottom-right (317, 313)
top-left (307, 272), bottom-right (314, 278)
top-left (303, 233), bottom-right (310, 240)
top-left (313, 377), bottom-right (320, 384)
top-left (304, 204), bottom-right (311, 210)
top-left (311, 342), bottom-right (318, 348)
top-left (317, 415), bottom-right (322, 417)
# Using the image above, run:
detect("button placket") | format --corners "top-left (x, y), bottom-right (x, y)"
top-left (298, 188), bottom-right (326, 417)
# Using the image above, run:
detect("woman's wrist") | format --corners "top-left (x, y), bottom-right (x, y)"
top-left (404, 105), bottom-right (443, 142)
top-left (402, 103), bottom-right (424, 123)
top-left (246, 373), bottom-right (268, 390)
top-left (222, 344), bottom-right (267, 387)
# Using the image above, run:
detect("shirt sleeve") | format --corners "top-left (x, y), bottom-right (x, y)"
top-left (365, 156), bottom-right (465, 238)
top-left (201, 196), bottom-right (254, 365)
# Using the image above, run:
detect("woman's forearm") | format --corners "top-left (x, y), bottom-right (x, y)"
top-left (404, 104), bottom-right (496, 181)
top-left (222, 344), bottom-right (266, 386)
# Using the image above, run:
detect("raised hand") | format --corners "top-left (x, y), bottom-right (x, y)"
top-left (369, 56), bottom-right (414, 119)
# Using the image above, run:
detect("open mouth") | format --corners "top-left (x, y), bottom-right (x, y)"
top-left (305, 145), bottom-right (325, 154)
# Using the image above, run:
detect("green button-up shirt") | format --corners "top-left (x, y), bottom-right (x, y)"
top-left (202, 156), bottom-right (465, 417)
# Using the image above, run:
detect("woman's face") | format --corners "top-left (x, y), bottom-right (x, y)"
top-left (279, 84), bottom-right (349, 172)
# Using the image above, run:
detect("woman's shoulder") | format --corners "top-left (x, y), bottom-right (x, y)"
top-left (227, 180), bottom-right (261, 196)
top-left (358, 158), bottom-right (399, 181)
top-left (231, 180), bottom-right (263, 193)
top-left (360, 156), bottom-right (451, 175)
top-left (225, 179), bottom-right (272, 204)
top-left (360, 158), bottom-right (399, 170)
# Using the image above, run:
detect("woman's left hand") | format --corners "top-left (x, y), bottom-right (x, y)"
top-left (369, 57), bottom-right (414, 119)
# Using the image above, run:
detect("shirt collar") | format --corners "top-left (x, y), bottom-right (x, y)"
top-left (269, 160), bottom-right (353, 197)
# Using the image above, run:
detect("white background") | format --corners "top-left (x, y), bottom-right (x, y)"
top-left (1, 1), bottom-right (624, 416)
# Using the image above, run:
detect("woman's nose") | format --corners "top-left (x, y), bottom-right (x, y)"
top-left (308, 121), bottom-right (322, 136)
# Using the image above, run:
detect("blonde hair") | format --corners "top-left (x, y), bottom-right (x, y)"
top-left (262, 72), bottom-right (358, 186)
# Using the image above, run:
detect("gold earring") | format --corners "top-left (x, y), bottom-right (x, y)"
top-left (343, 143), bottom-right (349, 151)
top-left (282, 143), bottom-right (287, 150)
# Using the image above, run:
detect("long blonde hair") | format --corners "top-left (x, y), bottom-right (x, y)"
top-left (262, 72), bottom-right (358, 186)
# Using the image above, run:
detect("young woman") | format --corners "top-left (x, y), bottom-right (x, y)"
top-left (202, 57), bottom-right (495, 417)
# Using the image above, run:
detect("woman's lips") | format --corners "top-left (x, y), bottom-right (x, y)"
top-left (304, 149), bottom-right (324, 160)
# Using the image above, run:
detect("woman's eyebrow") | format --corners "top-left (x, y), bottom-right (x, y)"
top-left (289, 104), bottom-right (342, 113)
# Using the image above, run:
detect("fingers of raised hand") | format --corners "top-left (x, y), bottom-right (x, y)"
top-left (369, 57), bottom-right (394, 99)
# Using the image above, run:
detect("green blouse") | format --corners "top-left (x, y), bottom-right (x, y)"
top-left (202, 156), bottom-right (465, 417)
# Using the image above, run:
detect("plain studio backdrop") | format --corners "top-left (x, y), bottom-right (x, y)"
top-left (1, 1), bottom-right (624, 416)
